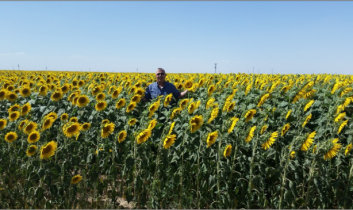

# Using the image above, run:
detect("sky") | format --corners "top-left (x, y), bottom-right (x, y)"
top-left (0, 1), bottom-right (353, 75)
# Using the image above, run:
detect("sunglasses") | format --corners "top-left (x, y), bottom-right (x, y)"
top-left (156, 73), bottom-right (165, 76)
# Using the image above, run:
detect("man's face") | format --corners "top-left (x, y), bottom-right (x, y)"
top-left (155, 70), bottom-right (166, 83)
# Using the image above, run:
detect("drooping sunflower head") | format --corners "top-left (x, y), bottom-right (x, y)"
top-left (260, 125), bottom-right (268, 135)
top-left (245, 126), bottom-right (257, 143)
top-left (171, 107), bottom-right (182, 120)
top-left (281, 123), bottom-right (290, 136)
top-left (206, 131), bottom-right (219, 148)
top-left (116, 130), bottom-right (127, 143)
top-left (168, 121), bottom-right (176, 135)
top-left (190, 115), bottom-right (203, 133)
top-left (301, 131), bottom-right (316, 151)
top-left (207, 85), bottom-right (216, 95)
top-left (95, 100), bottom-right (107, 111)
top-left (206, 98), bottom-right (215, 110)
top-left (164, 93), bottom-right (173, 107)
top-left (223, 144), bottom-right (232, 158)
top-left (5, 131), bottom-right (18, 143)
top-left (227, 101), bottom-right (236, 112)
top-left (71, 175), bottom-right (83, 185)
top-left (244, 109), bottom-right (257, 122)
top-left (9, 111), bottom-right (20, 121)
top-left (136, 129), bottom-right (152, 144)
top-left (20, 102), bottom-right (31, 116)
top-left (96, 93), bottom-right (106, 101)
top-left (101, 123), bottom-right (115, 138)
top-left (147, 119), bottom-right (158, 130)
top-left (0, 89), bottom-right (7, 100)
top-left (163, 134), bottom-right (177, 149)
top-left (26, 145), bottom-right (37, 157)
top-left (126, 102), bottom-right (137, 113)
top-left (345, 144), bottom-right (352, 156)
top-left (0, 119), bottom-right (7, 130)
top-left (20, 86), bottom-right (31, 97)
top-left (228, 117), bottom-right (239, 134)
top-left (324, 138), bottom-right (342, 160)
top-left (60, 113), bottom-right (69, 121)
top-left (28, 130), bottom-right (40, 144)
top-left (128, 118), bottom-right (137, 126)
top-left (40, 141), bottom-right (58, 160)
top-left (68, 93), bottom-right (77, 102)
top-left (46, 112), bottom-right (58, 120)
top-left (81, 122), bottom-right (91, 131)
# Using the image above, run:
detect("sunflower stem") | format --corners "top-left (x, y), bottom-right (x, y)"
top-left (305, 159), bottom-right (316, 207)
top-left (178, 133), bottom-right (187, 209)
top-left (343, 159), bottom-right (353, 209)
top-left (248, 138), bottom-right (258, 209)
top-left (196, 131), bottom-right (202, 209)
top-left (216, 134), bottom-right (222, 208)
top-left (278, 154), bottom-right (290, 209)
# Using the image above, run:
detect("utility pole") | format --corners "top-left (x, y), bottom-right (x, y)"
top-left (46, 66), bottom-right (47, 70)
top-left (137, 68), bottom-right (138, 73)
top-left (18, 64), bottom-right (20, 70)
top-left (214, 63), bottom-right (217, 74)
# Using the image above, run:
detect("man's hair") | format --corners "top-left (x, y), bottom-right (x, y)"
top-left (157, 68), bottom-right (166, 74)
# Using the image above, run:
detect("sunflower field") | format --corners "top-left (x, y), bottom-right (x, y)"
top-left (1, 70), bottom-right (353, 209)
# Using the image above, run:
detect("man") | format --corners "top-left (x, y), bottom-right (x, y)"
top-left (143, 68), bottom-right (188, 102)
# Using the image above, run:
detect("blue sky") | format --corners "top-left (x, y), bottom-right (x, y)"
top-left (1, 1), bottom-right (352, 74)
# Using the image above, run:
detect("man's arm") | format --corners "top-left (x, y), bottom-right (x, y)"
top-left (178, 89), bottom-right (188, 99)
top-left (143, 86), bottom-right (151, 102)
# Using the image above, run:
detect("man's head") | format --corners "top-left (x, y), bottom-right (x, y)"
top-left (155, 68), bottom-right (166, 83)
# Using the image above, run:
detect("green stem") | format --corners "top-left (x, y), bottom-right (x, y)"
top-left (248, 139), bottom-right (258, 209)
top-left (279, 158), bottom-right (290, 209)
top-left (343, 160), bottom-right (353, 209)
top-left (178, 133), bottom-right (187, 209)
top-left (305, 159), bottom-right (316, 207)
top-left (196, 133), bottom-right (202, 209)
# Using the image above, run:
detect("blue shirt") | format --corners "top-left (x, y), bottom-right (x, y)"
top-left (144, 82), bottom-right (181, 101)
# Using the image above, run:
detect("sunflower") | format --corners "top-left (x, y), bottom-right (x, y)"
top-left (244, 109), bottom-right (256, 122)
top-left (20, 102), bottom-right (31, 116)
top-left (23, 121), bottom-right (38, 135)
top-left (8, 104), bottom-right (20, 113)
top-left (18, 119), bottom-right (28, 130)
top-left (245, 126), bottom-right (256, 143)
top-left (262, 131), bottom-right (279, 150)
top-left (302, 113), bottom-right (312, 127)
top-left (148, 119), bottom-right (158, 130)
top-left (228, 117), bottom-right (239, 133)
top-left (281, 123), bottom-right (290, 136)
top-left (335, 112), bottom-right (346, 123)
top-left (304, 100), bottom-right (314, 112)
top-left (301, 131), bottom-right (316, 151)
top-left (206, 131), bottom-right (218, 148)
top-left (345, 144), bottom-right (352, 156)
top-left (257, 93), bottom-right (270, 107)
top-left (61, 84), bottom-right (70, 94)
top-left (207, 85), bottom-right (216, 96)
top-left (115, 98), bottom-right (126, 109)
top-left (206, 98), bottom-right (215, 110)
top-left (9, 111), bottom-right (20, 121)
top-left (324, 139), bottom-right (341, 160)
top-left (28, 130), bottom-right (40, 144)
top-left (71, 175), bottom-right (83, 185)
top-left (60, 113), bottom-right (69, 121)
top-left (81, 122), bottom-right (91, 131)
top-left (208, 107), bottom-right (219, 124)
top-left (69, 117), bottom-right (78, 123)
top-left (126, 102), bottom-right (137, 113)
top-left (95, 100), bottom-right (107, 111)
top-left (131, 95), bottom-right (142, 104)
top-left (78, 80), bottom-right (85, 87)
top-left (163, 134), bottom-right (177, 149)
top-left (290, 151), bottom-right (296, 159)
top-left (223, 145), bottom-right (232, 158)
top-left (96, 93), bottom-right (106, 101)
top-left (111, 89), bottom-right (120, 99)
top-left (179, 99), bottom-right (190, 109)
top-left (134, 88), bottom-right (145, 97)
top-left (76, 95), bottom-right (90, 108)
top-left (42, 117), bottom-right (55, 130)
top-left (38, 85), bottom-right (48, 96)
top-left (188, 102), bottom-right (197, 114)
top-left (0, 119), bottom-right (7, 130)
top-left (6, 92), bottom-right (18, 102)
top-left (190, 115), bottom-right (203, 133)
top-left (0, 89), bottom-right (7, 100)
top-left (101, 122), bottom-right (115, 138)
top-left (63, 122), bottom-right (81, 138)
top-left (5, 131), bottom-right (18, 143)
top-left (260, 125), bottom-right (268, 135)
top-left (337, 120), bottom-right (348, 134)
top-left (170, 107), bottom-right (182, 120)
top-left (102, 119), bottom-right (110, 125)
top-left (168, 121), bottom-right (175, 135)
top-left (285, 110), bottom-right (292, 120)
top-left (20, 86), bottom-right (31, 97)
top-left (117, 130), bottom-right (127, 143)
top-left (26, 145), bottom-right (37, 157)
top-left (184, 80), bottom-right (193, 89)
top-left (164, 93), bottom-right (173, 107)
top-left (127, 118), bottom-right (137, 126)
top-left (51, 90), bottom-right (63, 102)
top-left (136, 129), bottom-right (152, 144)
top-left (40, 141), bottom-right (58, 160)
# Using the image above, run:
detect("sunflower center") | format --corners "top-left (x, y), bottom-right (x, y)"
top-left (30, 134), bottom-right (38, 140)
top-left (44, 119), bottom-right (51, 126)
top-left (22, 106), bottom-right (28, 112)
top-left (7, 134), bottom-right (14, 140)
top-left (67, 125), bottom-right (78, 133)
top-left (22, 89), bottom-right (29, 94)
top-left (9, 94), bottom-right (16, 99)
top-left (28, 147), bottom-right (36, 153)
top-left (42, 145), bottom-right (52, 154)
top-left (83, 124), bottom-right (89, 129)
